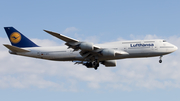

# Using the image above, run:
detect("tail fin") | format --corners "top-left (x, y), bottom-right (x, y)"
top-left (4, 27), bottom-right (39, 48)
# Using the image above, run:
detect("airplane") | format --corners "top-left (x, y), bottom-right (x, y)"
top-left (3, 27), bottom-right (178, 70)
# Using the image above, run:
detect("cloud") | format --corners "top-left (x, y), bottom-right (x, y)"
top-left (32, 39), bottom-right (61, 46)
top-left (63, 27), bottom-right (78, 34)
top-left (0, 35), bottom-right (180, 91)
top-left (130, 34), bottom-right (160, 40)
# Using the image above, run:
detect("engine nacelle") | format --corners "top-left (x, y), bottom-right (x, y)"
top-left (79, 42), bottom-right (94, 51)
top-left (101, 60), bottom-right (116, 67)
top-left (101, 49), bottom-right (115, 57)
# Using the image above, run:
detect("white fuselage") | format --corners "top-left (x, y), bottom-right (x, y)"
top-left (11, 39), bottom-right (178, 62)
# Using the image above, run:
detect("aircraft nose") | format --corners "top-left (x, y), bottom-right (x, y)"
top-left (174, 45), bottom-right (178, 51)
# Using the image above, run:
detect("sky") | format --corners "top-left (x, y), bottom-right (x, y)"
top-left (0, 0), bottom-right (180, 101)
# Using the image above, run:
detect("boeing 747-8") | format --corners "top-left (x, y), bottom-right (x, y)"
top-left (3, 27), bottom-right (178, 70)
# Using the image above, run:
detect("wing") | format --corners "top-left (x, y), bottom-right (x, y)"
top-left (44, 30), bottom-right (79, 43)
top-left (44, 30), bottom-right (100, 51)
top-left (44, 30), bottom-right (128, 61)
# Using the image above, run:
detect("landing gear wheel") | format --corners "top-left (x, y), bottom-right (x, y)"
top-left (159, 60), bottom-right (162, 63)
top-left (94, 63), bottom-right (99, 70)
top-left (159, 55), bottom-right (163, 63)
top-left (94, 67), bottom-right (97, 70)
top-left (92, 59), bottom-right (99, 70)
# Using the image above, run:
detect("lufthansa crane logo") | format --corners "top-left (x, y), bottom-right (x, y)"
top-left (10, 32), bottom-right (21, 44)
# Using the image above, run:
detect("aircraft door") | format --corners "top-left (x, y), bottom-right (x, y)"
top-left (153, 41), bottom-right (158, 51)
top-left (37, 51), bottom-right (43, 58)
top-left (68, 49), bottom-right (75, 57)
top-left (37, 51), bottom-right (41, 56)
top-left (124, 46), bottom-right (127, 52)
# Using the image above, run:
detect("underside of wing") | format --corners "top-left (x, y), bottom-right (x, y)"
top-left (80, 49), bottom-right (129, 60)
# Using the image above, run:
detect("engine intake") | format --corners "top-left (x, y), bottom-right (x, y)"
top-left (79, 42), bottom-right (94, 51)
top-left (101, 60), bottom-right (116, 67)
top-left (100, 49), bottom-right (115, 57)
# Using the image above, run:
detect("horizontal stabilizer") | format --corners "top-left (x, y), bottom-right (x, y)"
top-left (44, 30), bottom-right (79, 43)
top-left (3, 44), bottom-right (30, 52)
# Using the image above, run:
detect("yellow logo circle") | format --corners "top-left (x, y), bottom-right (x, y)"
top-left (10, 32), bottom-right (21, 44)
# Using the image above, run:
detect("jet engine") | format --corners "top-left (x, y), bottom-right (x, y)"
top-left (100, 49), bottom-right (115, 57)
top-left (101, 60), bottom-right (116, 67)
top-left (79, 42), bottom-right (94, 51)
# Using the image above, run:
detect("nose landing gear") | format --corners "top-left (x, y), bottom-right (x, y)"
top-left (159, 55), bottom-right (163, 63)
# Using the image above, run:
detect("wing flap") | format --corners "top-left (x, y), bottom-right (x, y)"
top-left (3, 44), bottom-right (30, 52)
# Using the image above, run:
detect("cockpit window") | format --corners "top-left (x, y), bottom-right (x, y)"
top-left (163, 40), bottom-right (166, 42)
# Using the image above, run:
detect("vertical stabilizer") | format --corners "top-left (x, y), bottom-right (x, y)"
top-left (4, 27), bottom-right (39, 48)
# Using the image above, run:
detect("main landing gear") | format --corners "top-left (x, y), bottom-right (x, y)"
top-left (159, 55), bottom-right (163, 63)
top-left (84, 59), bottom-right (99, 70)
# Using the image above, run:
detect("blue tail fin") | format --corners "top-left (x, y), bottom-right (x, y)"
top-left (4, 27), bottom-right (39, 48)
